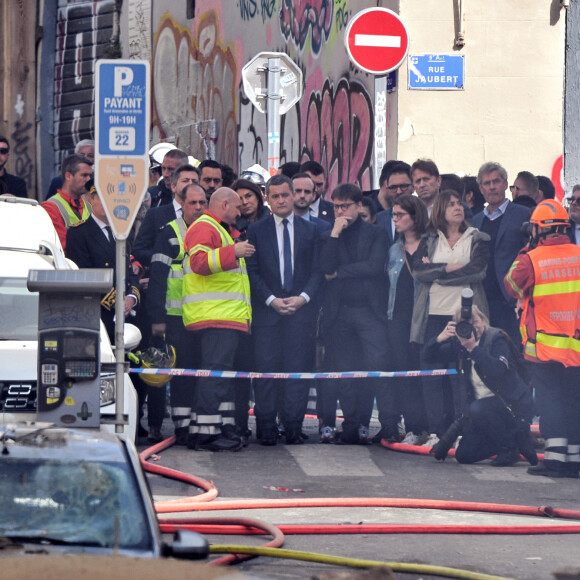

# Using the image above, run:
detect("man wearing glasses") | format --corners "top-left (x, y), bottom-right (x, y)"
top-left (470, 162), bottom-right (531, 346)
top-left (0, 136), bottom-right (27, 198)
top-left (567, 185), bottom-right (580, 245)
top-left (374, 160), bottom-right (413, 247)
top-left (318, 184), bottom-right (389, 445)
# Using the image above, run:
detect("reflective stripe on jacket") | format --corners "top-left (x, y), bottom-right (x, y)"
top-left (522, 244), bottom-right (580, 366)
top-left (182, 214), bottom-right (251, 331)
top-left (46, 192), bottom-right (91, 228)
top-left (165, 219), bottom-right (186, 316)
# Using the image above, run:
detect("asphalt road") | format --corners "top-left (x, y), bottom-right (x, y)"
top-left (138, 416), bottom-right (580, 580)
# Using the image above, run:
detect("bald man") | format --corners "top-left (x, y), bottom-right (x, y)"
top-left (182, 187), bottom-right (255, 451)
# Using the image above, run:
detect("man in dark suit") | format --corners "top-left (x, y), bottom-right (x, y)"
top-left (319, 184), bottom-right (389, 445)
top-left (148, 148), bottom-right (189, 208)
top-left (470, 162), bottom-right (531, 346)
top-left (568, 185), bottom-right (580, 245)
top-left (375, 161), bottom-right (413, 247)
top-left (247, 174), bottom-right (323, 446)
top-left (132, 163), bottom-right (199, 268)
top-left (291, 172), bottom-right (331, 233)
top-left (300, 160), bottom-right (335, 225)
top-left (65, 186), bottom-right (140, 342)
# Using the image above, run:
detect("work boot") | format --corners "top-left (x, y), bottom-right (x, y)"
top-left (195, 434), bottom-right (243, 452)
top-left (174, 428), bottom-right (188, 446)
top-left (527, 461), bottom-right (579, 479)
top-left (490, 447), bottom-right (520, 467)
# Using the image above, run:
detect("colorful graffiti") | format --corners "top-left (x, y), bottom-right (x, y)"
top-left (279, 0), bottom-right (334, 55)
top-left (239, 68), bottom-right (374, 195)
top-left (238, 0), bottom-right (276, 22)
top-left (151, 11), bottom-right (239, 167)
top-left (301, 74), bottom-right (374, 195)
top-left (54, 0), bottom-right (111, 153)
top-left (10, 118), bottom-right (34, 189)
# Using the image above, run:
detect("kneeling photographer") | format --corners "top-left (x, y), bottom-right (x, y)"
top-left (423, 290), bottom-right (537, 467)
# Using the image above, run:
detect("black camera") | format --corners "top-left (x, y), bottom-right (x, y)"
top-left (455, 288), bottom-right (475, 339)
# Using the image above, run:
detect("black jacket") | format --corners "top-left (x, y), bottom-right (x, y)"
top-left (423, 326), bottom-right (534, 421)
top-left (319, 218), bottom-right (388, 334)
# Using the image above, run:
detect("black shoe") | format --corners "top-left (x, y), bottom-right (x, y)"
top-left (516, 422), bottom-right (539, 466)
top-left (260, 437), bottom-right (277, 446)
top-left (138, 424), bottom-right (149, 438)
top-left (239, 428), bottom-right (252, 447)
top-left (285, 428), bottom-right (304, 445)
top-left (527, 462), bottom-right (579, 478)
top-left (222, 424), bottom-right (242, 443)
top-left (490, 448), bottom-right (520, 467)
top-left (147, 426), bottom-right (164, 443)
top-left (195, 435), bottom-right (243, 452)
top-left (174, 428), bottom-right (188, 446)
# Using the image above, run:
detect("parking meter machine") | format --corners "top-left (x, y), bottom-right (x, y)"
top-left (27, 269), bottom-right (113, 428)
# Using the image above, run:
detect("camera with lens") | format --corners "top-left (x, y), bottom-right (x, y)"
top-left (455, 288), bottom-right (475, 339)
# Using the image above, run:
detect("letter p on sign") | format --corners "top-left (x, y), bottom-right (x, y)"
top-left (114, 67), bottom-right (134, 97)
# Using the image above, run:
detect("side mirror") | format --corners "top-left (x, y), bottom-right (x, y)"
top-left (163, 530), bottom-right (209, 560)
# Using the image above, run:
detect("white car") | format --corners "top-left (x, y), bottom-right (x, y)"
top-left (0, 196), bottom-right (139, 440)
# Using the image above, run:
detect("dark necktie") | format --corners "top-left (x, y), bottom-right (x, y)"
top-left (282, 218), bottom-right (293, 293)
top-left (104, 225), bottom-right (115, 246)
top-left (70, 198), bottom-right (83, 219)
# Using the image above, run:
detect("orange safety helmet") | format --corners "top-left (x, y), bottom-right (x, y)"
top-left (529, 199), bottom-right (570, 229)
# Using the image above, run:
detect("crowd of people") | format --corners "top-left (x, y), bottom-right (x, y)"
top-left (3, 132), bottom-right (578, 477)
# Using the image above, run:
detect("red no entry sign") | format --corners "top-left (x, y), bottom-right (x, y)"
top-left (345, 8), bottom-right (410, 75)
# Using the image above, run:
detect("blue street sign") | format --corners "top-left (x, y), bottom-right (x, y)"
top-left (408, 54), bottom-right (465, 90)
top-left (96, 61), bottom-right (149, 155)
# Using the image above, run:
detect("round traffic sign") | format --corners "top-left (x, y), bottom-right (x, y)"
top-left (345, 8), bottom-right (410, 75)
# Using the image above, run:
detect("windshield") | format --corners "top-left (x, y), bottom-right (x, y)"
top-left (0, 278), bottom-right (39, 340)
top-left (0, 458), bottom-right (154, 551)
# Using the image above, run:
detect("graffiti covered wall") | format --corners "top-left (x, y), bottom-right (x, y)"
top-left (150, 0), bottom-right (386, 195)
top-left (52, 0), bottom-right (116, 164)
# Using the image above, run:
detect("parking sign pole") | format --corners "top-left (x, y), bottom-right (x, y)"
top-left (95, 60), bottom-right (150, 435)
top-left (114, 240), bottom-right (126, 434)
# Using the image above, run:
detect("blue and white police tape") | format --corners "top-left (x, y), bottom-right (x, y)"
top-left (129, 368), bottom-right (457, 379)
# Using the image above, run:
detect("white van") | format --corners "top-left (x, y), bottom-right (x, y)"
top-left (0, 196), bottom-right (139, 440)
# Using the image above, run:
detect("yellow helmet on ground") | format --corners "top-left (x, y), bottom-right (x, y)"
top-left (138, 344), bottom-right (176, 387)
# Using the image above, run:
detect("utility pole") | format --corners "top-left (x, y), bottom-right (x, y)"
top-left (563, 0), bottom-right (580, 194)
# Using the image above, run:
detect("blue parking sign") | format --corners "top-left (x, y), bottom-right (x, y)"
top-left (95, 60), bottom-right (150, 239)
top-left (96, 61), bottom-right (149, 155)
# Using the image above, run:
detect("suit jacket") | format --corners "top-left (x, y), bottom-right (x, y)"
top-left (247, 214), bottom-right (323, 327)
top-left (65, 216), bottom-right (140, 339)
top-left (376, 208), bottom-right (396, 247)
top-left (317, 198), bottom-right (335, 224)
top-left (319, 219), bottom-right (389, 333)
top-left (132, 203), bottom-right (177, 267)
top-left (299, 213), bottom-right (332, 234)
top-left (568, 220), bottom-right (580, 245)
top-left (470, 201), bottom-right (531, 305)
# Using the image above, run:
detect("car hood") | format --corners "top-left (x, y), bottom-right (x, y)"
top-left (0, 342), bottom-right (37, 380)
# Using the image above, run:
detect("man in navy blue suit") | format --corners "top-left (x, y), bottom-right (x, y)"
top-left (65, 186), bottom-right (140, 342)
top-left (300, 160), bottom-right (335, 225)
top-left (470, 162), bottom-right (531, 346)
top-left (132, 163), bottom-right (199, 268)
top-left (292, 172), bottom-right (331, 233)
top-left (247, 174), bottom-right (323, 446)
top-left (375, 161), bottom-right (413, 248)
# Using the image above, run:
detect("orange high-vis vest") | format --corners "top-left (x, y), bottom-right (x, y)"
top-left (521, 243), bottom-right (580, 366)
